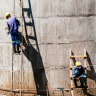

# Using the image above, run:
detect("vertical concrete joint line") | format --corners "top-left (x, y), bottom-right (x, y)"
top-left (20, 0), bottom-right (23, 96)
top-left (14, 0), bottom-right (15, 15)
top-left (11, 0), bottom-right (15, 95)
top-left (11, 53), bottom-right (14, 96)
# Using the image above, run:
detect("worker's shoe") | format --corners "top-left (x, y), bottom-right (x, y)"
top-left (80, 83), bottom-right (84, 88)
top-left (12, 46), bottom-right (16, 53)
top-left (81, 85), bottom-right (84, 88)
top-left (16, 45), bottom-right (20, 53)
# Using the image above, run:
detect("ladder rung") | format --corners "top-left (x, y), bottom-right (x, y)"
top-left (22, 8), bottom-right (29, 12)
top-left (70, 66), bottom-right (74, 69)
top-left (70, 55), bottom-right (87, 58)
top-left (71, 86), bottom-right (74, 90)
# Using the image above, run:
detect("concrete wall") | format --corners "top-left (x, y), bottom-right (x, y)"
top-left (0, 0), bottom-right (96, 96)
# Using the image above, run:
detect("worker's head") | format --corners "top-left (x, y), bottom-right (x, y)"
top-left (5, 13), bottom-right (11, 19)
top-left (75, 62), bottom-right (81, 69)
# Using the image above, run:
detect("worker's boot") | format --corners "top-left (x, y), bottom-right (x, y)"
top-left (12, 45), bottom-right (16, 53)
top-left (80, 78), bottom-right (85, 88)
top-left (17, 45), bottom-right (20, 53)
top-left (74, 78), bottom-right (77, 88)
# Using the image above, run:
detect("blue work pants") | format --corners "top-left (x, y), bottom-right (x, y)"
top-left (73, 74), bottom-right (86, 87)
top-left (10, 30), bottom-right (19, 46)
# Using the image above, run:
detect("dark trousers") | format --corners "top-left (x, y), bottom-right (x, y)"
top-left (74, 77), bottom-right (86, 87)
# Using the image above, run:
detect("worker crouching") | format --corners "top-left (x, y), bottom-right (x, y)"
top-left (5, 13), bottom-right (20, 53)
top-left (73, 62), bottom-right (86, 88)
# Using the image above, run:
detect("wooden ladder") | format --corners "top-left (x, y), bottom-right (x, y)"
top-left (69, 49), bottom-right (87, 96)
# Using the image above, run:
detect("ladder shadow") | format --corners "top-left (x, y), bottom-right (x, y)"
top-left (22, 35), bottom-right (48, 95)
top-left (71, 51), bottom-right (76, 65)
top-left (86, 52), bottom-right (96, 83)
top-left (82, 88), bottom-right (95, 96)
top-left (81, 51), bottom-right (96, 96)
top-left (20, 0), bottom-right (50, 95)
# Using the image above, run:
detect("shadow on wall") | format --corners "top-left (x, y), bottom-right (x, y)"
top-left (20, 0), bottom-right (49, 95)
top-left (82, 1), bottom-right (96, 95)
top-left (88, 0), bottom-right (95, 15)
top-left (82, 52), bottom-right (96, 96)
top-left (86, 0), bottom-right (96, 82)
top-left (86, 52), bottom-right (96, 83)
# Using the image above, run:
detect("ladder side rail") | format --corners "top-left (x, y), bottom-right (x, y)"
top-left (69, 50), bottom-right (74, 96)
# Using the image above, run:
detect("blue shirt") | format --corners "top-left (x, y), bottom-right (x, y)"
top-left (73, 66), bottom-right (85, 78)
top-left (7, 16), bottom-right (18, 31)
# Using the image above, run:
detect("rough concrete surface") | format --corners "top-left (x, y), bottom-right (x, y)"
top-left (0, 0), bottom-right (96, 96)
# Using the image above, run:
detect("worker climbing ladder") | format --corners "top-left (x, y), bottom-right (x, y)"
top-left (69, 49), bottom-right (87, 96)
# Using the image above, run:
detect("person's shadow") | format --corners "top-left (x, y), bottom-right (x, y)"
top-left (19, 0), bottom-right (49, 95)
